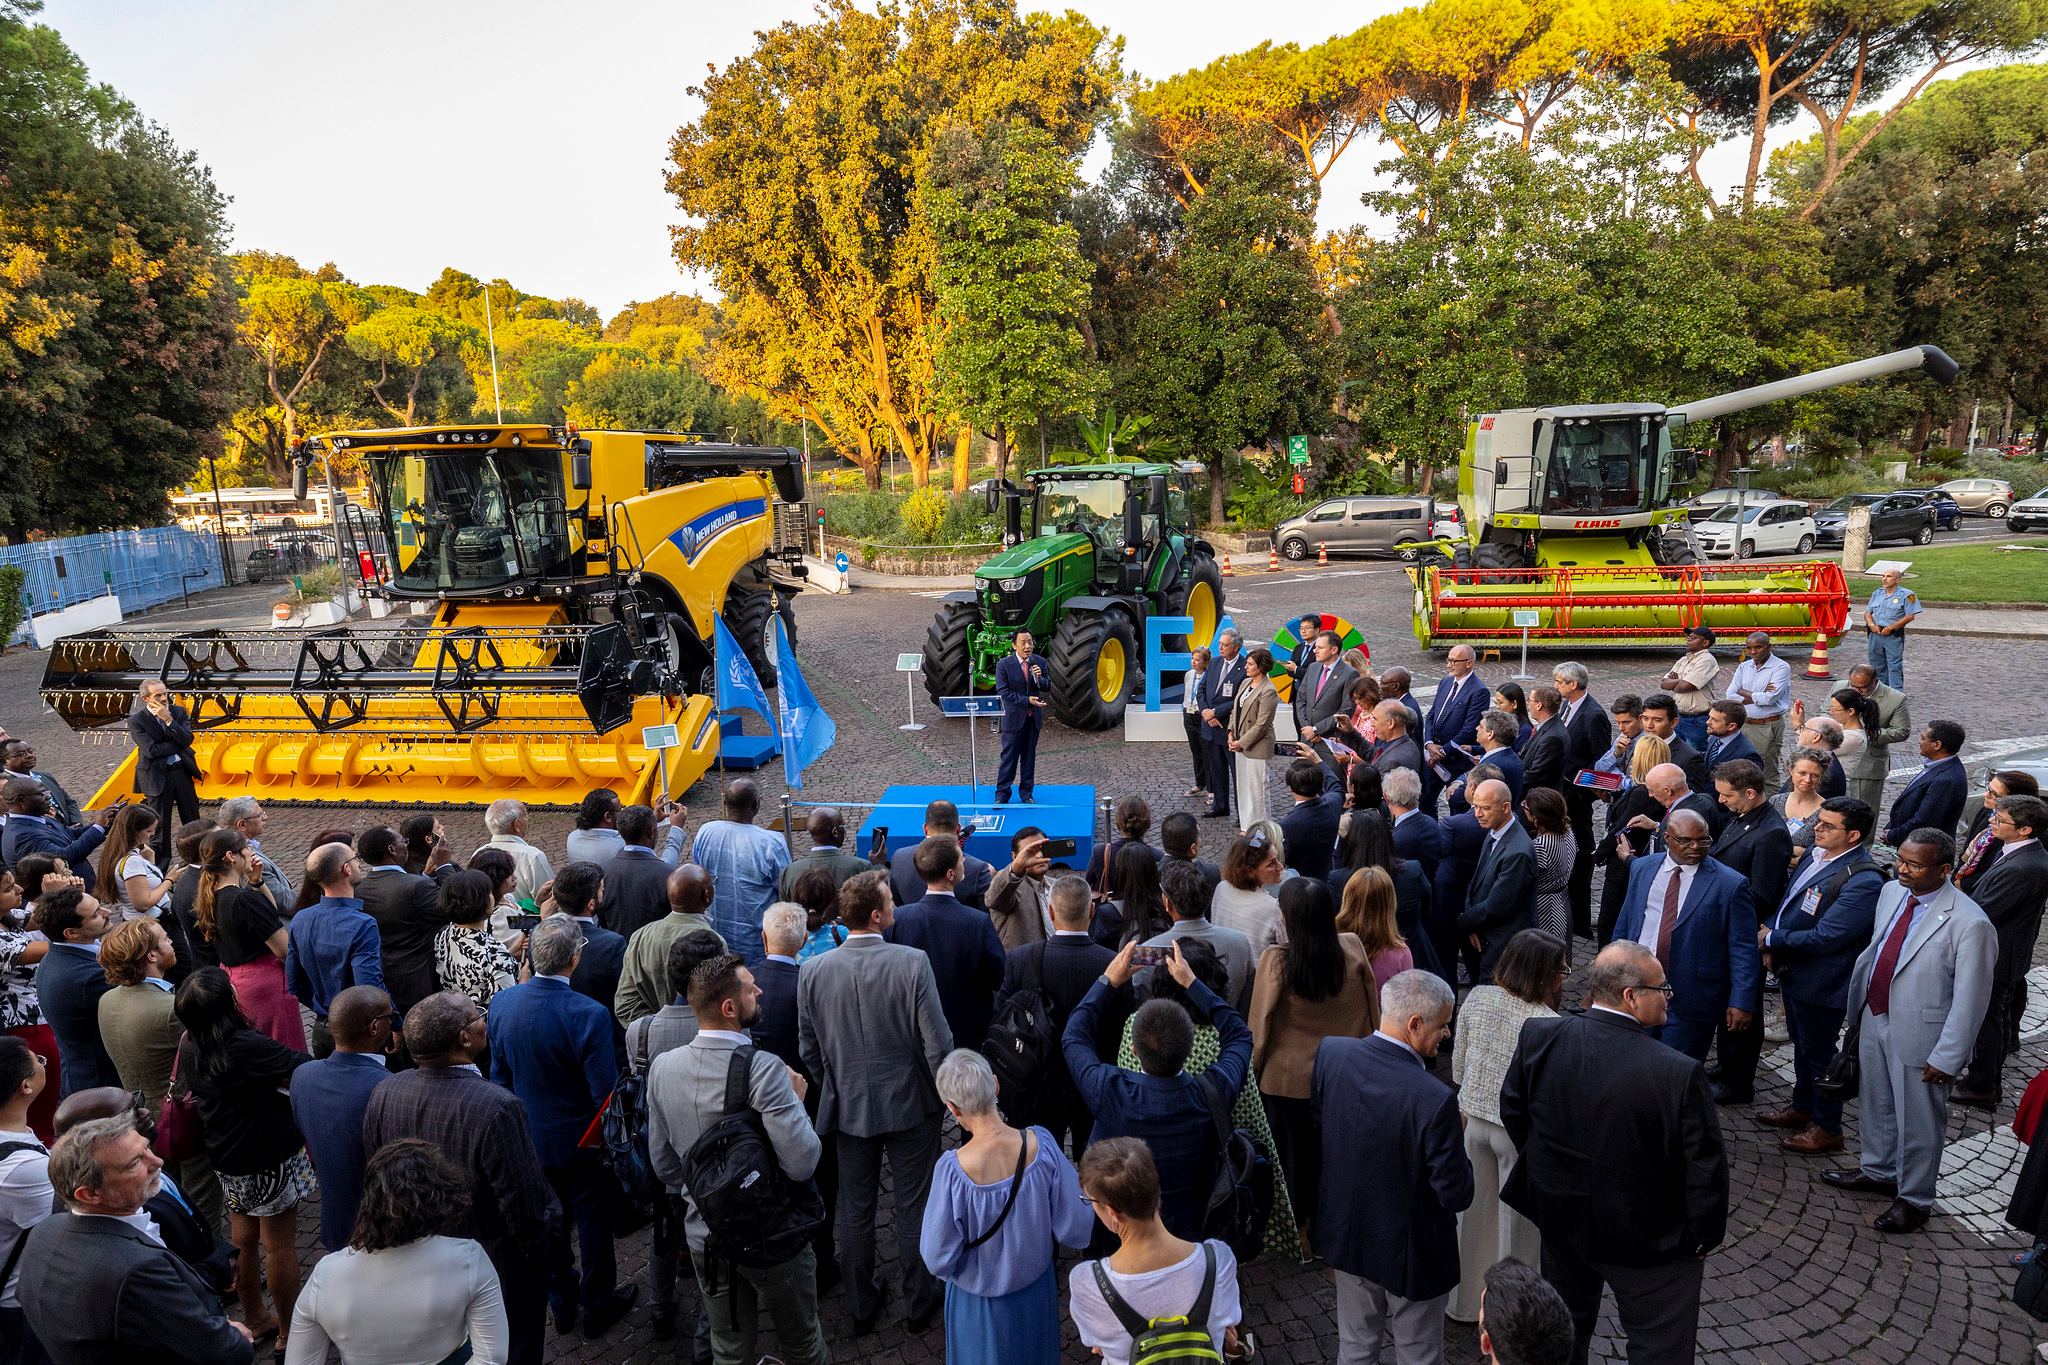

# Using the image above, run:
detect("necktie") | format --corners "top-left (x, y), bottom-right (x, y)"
top-left (1313, 666), bottom-right (1330, 702)
top-left (1865, 896), bottom-right (1920, 1016)
top-left (1654, 865), bottom-right (1682, 969)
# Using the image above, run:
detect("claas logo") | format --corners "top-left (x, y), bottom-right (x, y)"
top-left (1571, 518), bottom-right (1622, 529)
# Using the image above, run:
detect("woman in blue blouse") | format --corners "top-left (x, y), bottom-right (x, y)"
top-left (919, 1049), bottom-right (1093, 1364)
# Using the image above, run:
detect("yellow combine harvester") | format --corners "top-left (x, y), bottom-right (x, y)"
top-left (43, 425), bottom-right (809, 810)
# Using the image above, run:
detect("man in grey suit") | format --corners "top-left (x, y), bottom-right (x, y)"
top-left (1457, 780), bottom-right (1537, 983)
top-left (797, 869), bottom-right (953, 1333)
top-left (19, 1112), bottom-right (255, 1364)
top-left (648, 952), bottom-right (827, 1365)
top-left (1292, 631), bottom-right (1358, 750)
top-left (1821, 828), bottom-right (1995, 1233)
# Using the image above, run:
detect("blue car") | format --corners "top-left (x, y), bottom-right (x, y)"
top-left (1902, 488), bottom-right (1962, 531)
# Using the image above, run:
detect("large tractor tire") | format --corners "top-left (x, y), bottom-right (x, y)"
top-left (1049, 610), bottom-right (1138, 731)
top-left (921, 599), bottom-right (979, 708)
top-left (724, 586), bottom-right (796, 690)
top-left (1653, 536), bottom-right (1698, 567)
top-left (1473, 542), bottom-right (1524, 584)
top-left (1162, 555), bottom-right (1225, 652)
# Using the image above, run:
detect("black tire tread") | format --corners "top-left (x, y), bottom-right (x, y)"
top-left (921, 600), bottom-right (978, 708)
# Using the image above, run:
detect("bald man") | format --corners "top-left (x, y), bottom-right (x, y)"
top-left (52, 1088), bottom-right (233, 1293)
top-left (289, 986), bottom-right (396, 1250)
top-left (778, 807), bottom-right (870, 900)
top-left (690, 779), bottom-right (790, 961)
top-left (614, 864), bottom-right (724, 1026)
top-left (1612, 808), bottom-right (1759, 1063)
top-left (1621, 763), bottom-right (1723, 857)
top-left (1457, 779), bottom-right (1537, 983)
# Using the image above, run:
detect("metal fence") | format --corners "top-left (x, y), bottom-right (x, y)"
top-left (0, 527), bottom-right (226, 617)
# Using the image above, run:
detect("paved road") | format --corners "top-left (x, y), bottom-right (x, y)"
top-left (8, 568), bottom-right (2048, 1364)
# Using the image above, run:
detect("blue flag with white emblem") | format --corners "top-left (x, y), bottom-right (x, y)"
top-left (774, 613), bottom-right (835, 789)
top-left (712, 615), bottom-right (777, 732)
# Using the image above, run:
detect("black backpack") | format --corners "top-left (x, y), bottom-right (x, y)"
top-left (1199, 1073), bottom-right (1273, 1263)
top-left (679, 1045), bottom-right (826, 1269)
top-left (983, 944), bottom-right (1062, 1122)
top-left (599, 1025), bottom-right (661, 1236)
top-left (1089, 1241), bottom-right (1226, 1364)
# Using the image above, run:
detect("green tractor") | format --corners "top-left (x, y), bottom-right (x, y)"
top-left (921, 463), bottom-right (1224, 730)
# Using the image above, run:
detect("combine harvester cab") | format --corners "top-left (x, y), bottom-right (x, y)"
top-left (1415, 345), bottom-right (1958, 651)
top-left (43, 425), bottom-right (810, 810)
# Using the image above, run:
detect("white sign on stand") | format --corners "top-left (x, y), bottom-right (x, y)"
top-left (1510, 609), bottom-right (1540, 681)
top-left (896, 652), bottom-right (926, 731)
top-left (642, 722), bottom-right (680, 801)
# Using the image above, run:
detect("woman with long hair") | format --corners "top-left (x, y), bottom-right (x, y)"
top-left (465, 846), bottom-right (522, 944)
top-left (1521, 787), bottom-right (1577, 959)
top-left (194, 828), bottom-right (305, 1051)
top-left (1334, 865), bottom-right (1414, 992)
top-left (1327, 808), bottom-right (1437, 981)
top-left (1594, 733), bottom-right (1670, 946)
top-left (1491, 682), bottom-right (1533, 749)
top-left (1111, 938), bottom-right (1299, 1258)
top-left (1086, 797), bottom-right (1158, 892)
top-left (285, 1138), bottom-right (506, 1365)
top-left (1344, 674), bottom-right (1383, 744)
top-left (176, 966), bottom-right (313, 1348)
top-left (96, 804), bottom-right (169, 923)
top-left (1249, 879), bottom-right (1375, 1245)
top-left (165, 818), bottom-right (218, 977)
top-left (791, 867), bottom-right (847, 960)
top-left (1094, 842), bottom-right (1170, 949)
top-left (1825, 687), bottom-right (1876, 769)
top-left (1448, 929), bottom-right (1565, 1322)
top-left (400, 814), bottom-right (444, 877)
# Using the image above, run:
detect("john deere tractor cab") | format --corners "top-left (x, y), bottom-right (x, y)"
top-left (1416, 345), bottom-right (1958, 651)
top-left (921, 462), bottom-right (1222, 730)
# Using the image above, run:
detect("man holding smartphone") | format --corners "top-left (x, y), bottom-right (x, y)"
top-left (995, 630), bottom-right (1050, 805)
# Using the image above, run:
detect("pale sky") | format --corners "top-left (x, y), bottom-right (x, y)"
top-left (39, 0), bottom-right (1956, 320)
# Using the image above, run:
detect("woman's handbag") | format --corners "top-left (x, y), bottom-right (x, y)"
top-left (154, 1048), bottom-right (203, 1163)
top-left (1815, 1015), bottom-right (1860, 1105)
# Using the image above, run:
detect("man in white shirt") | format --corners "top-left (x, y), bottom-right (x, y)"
top-left (1727, 633), bottom-right (1793, 788)
top-left (1658, 627), bottom-right (1721, 750)
top-left (473, 799), bottom-right (556, 909)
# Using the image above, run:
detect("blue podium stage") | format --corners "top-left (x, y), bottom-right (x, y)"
top-left (855, 784), bottom-right (1097, 877)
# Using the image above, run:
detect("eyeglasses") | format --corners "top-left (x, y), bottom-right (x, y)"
top-left (1628, 983), bottom-right (1677, 999)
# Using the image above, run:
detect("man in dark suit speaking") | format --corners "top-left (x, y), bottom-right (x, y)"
top-left (1501, 942), bottom-right (1728, 1365)
top-left (995, 629), bottom-right (1050, 805)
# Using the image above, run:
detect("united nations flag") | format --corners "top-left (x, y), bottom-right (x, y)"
top-left (712, 615), bottom-right (776, 731)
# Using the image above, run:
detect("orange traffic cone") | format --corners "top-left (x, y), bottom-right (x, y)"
top-left (1804, 631), bottom-right (1833, 680)
top-left (1317, 541), bottom-right (1329, 565)
top-left (1221, 553), bottom-right (1234, 577)
top-left (1268, 544), bottom-right (1281, 572)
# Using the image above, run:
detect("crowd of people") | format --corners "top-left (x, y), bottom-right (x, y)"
top-left (0, 606), bottom-right (2040, 1365)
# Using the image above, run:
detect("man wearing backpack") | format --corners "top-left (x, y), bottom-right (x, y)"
top-left (991, 875), bottom-right (1120, 1155)
top-left (647, 952), bottom-right (826, 1365)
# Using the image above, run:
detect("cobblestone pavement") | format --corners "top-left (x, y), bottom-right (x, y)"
top-left (11, 563), bottom-right (2048, 1364)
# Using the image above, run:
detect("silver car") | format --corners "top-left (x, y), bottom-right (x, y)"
top-left (1934, 476), bottom-right (2015, 517)
top-left (1274, 496), bottom-right (1435, 561)
top-left (2010, 486), bottom-right (2048, 534)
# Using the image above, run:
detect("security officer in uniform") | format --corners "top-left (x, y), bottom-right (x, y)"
top-left (995, 628), bottom-right (1050, 804)
top-left (1864, 568), bottom-right (1922, 691)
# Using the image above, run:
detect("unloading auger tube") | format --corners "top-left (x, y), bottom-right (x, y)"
top-left (1414, 344), bottom-right (1957, 651)
top-left (40, 621), bottom-right (718, 811)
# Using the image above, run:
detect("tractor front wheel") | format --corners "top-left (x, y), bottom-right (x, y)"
top-left (1473, 542), bottom-right (1524, 583)
top-left (1653, 536), bottom-right (1698, 567)
top-left (921, 600), bottom-right (979, 708)
top-left (1050, 610), bottom-right (1137, 731)
top-left (724, 587), bottom-right (796, 690)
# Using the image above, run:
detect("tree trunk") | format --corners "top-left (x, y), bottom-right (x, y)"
top-left (1945, 410), bottom-right (1970, 450)
top-left (1208, 453), bottom-right (1226, 527)
top-left (993, 423), bottom-right (1009, 485)
top-left (1909, 409), bottom-right (1934, 454)
top-left (1714, 424), bottom-right (1743, 484)
top-left (951, 425), bottom-right (972, 494)
top-left (1416, 460), bottom-right (1436, 498)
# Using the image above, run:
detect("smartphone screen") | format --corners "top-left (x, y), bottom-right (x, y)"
top-left (1039, 836), bottom-right (1078, 859)
top-left (1130, 944), bottom-right (1169, 968)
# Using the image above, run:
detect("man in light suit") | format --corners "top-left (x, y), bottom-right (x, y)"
top-left (1882, 720), bottom-right (1968, 848)
top-left (1953, 795), bottom-right (2048, 1109)
top-left (487, 917), bottom-right (634, 1335)
top-left (1457, 780), bottom-right (1536, 983)
top-left (1292, 630), bottom-right (1357, 755)
top-left (1198, 629), bottom-right (1246, 818)
top-left (19, 1113), bottom-right (256, 1365)
top-left (994, 628), bottom-right (1050, 805)
top-left (1421, 645), bottom-right (1489, 812)
top-left (1312, 970), bottom-right (1472, 1365)
top-left (797, 870), bottom-right (953, 1332)
top-left (1822, 828), bottom-right (1995, 1233)
top-left (1611, 809), bottom-right (1759, 1063)
top-left (1844, 663), bottom-right (1910, 812)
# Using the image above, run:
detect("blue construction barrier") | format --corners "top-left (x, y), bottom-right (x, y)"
top-left (1, 527), bottom-right (226, 620)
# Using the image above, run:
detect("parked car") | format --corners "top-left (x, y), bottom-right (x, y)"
top-left (1430, 504), bottom-right (1465, 542)
top-left (2010, 487), bottom-right (2048, 534)
top-left (1693, 502), bottom-right (1819, 559)
top-left (1934, 476), bottom-right (2014, 518)
top-left (1682, 487), bottom-right (1789, 521)
top-left (1901, 488), bottom-right (1962, 531)
top-left (245, 533), bottom-right (335, 583)
top-left (1812, 493), bottom-right (1937, 548)
top-left (1274, 496), bottom-right (1434, 561)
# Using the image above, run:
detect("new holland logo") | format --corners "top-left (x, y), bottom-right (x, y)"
top-left (669, 499), bottom-right (767, 564)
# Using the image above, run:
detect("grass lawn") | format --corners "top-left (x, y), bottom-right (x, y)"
top-left (1874, 536), bottom-right (2048, 604)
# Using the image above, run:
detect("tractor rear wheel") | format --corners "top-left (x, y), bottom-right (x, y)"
top-left (1049, 610), bottom-right (1137, 731)
top-left (724, 587), bottom-right (795, 689)
top-left (921, 600), bottom-right (979, 708)
top-left (1163, 555), bottom-right (1225, 652)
